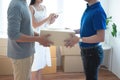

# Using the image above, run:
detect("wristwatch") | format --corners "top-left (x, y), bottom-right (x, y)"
top-left (79, 38), bottom-right (82, 42)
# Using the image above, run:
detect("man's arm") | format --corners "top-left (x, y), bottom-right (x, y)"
top-left (64, 30), bottom-right (105, 47)
top-left (15, 33), bottom-right (38, 42)
top-left (15, 33), bottom-right (52, 47)
top-left (82, 30), bottom-right (105, 43)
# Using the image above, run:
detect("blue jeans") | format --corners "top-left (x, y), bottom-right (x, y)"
top-left (81, 45), bottom-right (104, 80)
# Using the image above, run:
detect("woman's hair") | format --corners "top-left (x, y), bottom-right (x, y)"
top-left (30, 0), bottom-right (36, 5)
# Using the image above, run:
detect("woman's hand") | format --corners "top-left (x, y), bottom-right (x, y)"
top-left (48, 13), bottom-right (58, 24)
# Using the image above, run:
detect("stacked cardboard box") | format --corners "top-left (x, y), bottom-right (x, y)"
top-left (0, 56), bottom-right (13, 75)
top-left (0, 38), bottom-right (7, 56)
top-left (42, 46), bottom-right (57, 74)
top-left (60, 44), bottom-right (84, 72)
top-left (0, 38), bottom-right (13, 75)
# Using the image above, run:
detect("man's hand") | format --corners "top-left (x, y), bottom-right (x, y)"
top-left (34, 32), bottom-right (39, 36)
top-left (64, 34), bottom-right (80, 48)
top-left (38, 34), bottom-right (53, 47)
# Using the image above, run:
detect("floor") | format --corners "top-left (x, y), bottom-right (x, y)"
top-left (0, 68), bottom-right (120, 80)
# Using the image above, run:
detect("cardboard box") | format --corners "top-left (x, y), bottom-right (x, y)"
top-left (0, 46), bottom-right (7, 56)
top-left (42, 46), bottom-right (57, 74)
top-left (60, 44), bottom-right (83, 72)
top-left (0, 38), bottom-right (7, 46)
top-left (60, 44), bottom-right (80, 56)
top-left (62, 55), bottom-right (84, 72)
top-left (0, 39), bottom-right (57, 75)
top-left (0, 57), bottom-right (57, 75)
top-left (0, 56), bottom-right (13, 75)
top-left (0, 38), bottom-right (7, 56)
top-left (40, 28), bottom-right (75, 46)
top-left (42, 58), bottom-right (56, 74)
top-left (50, 46), bottom-right (56, 58)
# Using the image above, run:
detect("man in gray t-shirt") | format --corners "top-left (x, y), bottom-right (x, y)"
top-left (7, 0), bottom-right (52, 80)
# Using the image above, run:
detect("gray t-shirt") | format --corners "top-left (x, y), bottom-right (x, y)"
top-left (7, 0), bottom-right (35, 59)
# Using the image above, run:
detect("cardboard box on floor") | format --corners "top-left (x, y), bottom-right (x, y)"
top-left (42, 58), bottom-right (56, 74)
top-left (42, 46), bottom-right (57, 74)
top-left (0, 38), bottom-right (12, 75)
top-left (0, 45), bottom-right (57, 75)
top-left (60, 44), bottom-right (84, 72)
top-left (0, 56), bottom-right (13, 75)
top-left (0, 38), bottom-right (7, 56)
top-left (62, 55), bottom-right (84, 72)
top-left (0, 56), bottom-right (57, 75)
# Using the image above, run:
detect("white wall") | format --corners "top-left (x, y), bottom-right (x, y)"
top-left (108, 0), bottom-right (120, 78)
top-left (111, 38), bottom-right (120, 78)
top-left (101, 0), bottom-right (109, 14)
top-left (101, 0), bottom-right (120, 78)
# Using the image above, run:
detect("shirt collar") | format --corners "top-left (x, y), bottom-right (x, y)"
top-left (16, 0), bottom-right (26, 2)
top-left (87, 2), bottom-right (100, 9)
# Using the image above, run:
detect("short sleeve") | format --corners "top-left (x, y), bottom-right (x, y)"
top-left (7, 4), bottom-right (22, 40)
top-left (93, 10), bottom-right (107, 31)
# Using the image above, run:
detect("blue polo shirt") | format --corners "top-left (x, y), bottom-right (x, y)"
top-left (79, 2), bottom-right (107, 47)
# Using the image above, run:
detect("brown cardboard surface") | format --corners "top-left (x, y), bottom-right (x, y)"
top-left (0, 38), bottom-right (7, 56)
top-left (0, 45), bottom-right (57, 75)
top-left (62, 55), bottom-right (84, 72)
top-left (60, 44), bottom-right (81, 56)
top-left (40, 28), bottom-right (75, 46)
top-left (42, 58), bottom-right (56, 74)
top-left (50, 46), bottom-right (56, 58)
top-left (0, 56), bottom-right (13, 75)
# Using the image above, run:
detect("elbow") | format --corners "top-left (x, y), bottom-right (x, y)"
top-left (97, 30), bottom-right (105, 42)
top-left (99, 37), bottom-right (105, 42)
top-left (101, 39), bottom-right (104, 42)
top-left (8, 31), bottom-right (20, 40)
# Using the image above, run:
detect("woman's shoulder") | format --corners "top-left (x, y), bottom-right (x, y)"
top-left (29, 5), bottom-right (35, 14)
top-left (40, 5), bottom-right (46, 10)
top-left (29, 5), bottom-right (35, 10)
